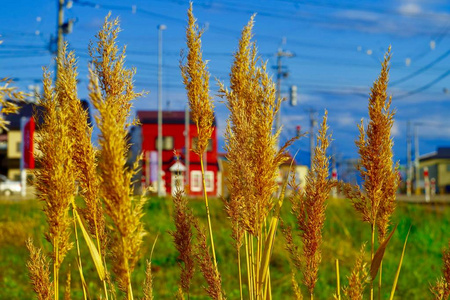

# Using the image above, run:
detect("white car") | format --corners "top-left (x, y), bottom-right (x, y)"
top-left (0, 175), bottom-right (22, 196)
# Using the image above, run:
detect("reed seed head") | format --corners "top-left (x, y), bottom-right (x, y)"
top-left (351, 48), bottom-right (398, 241)
top-left (281, 221), bottom-right (302, 272)
top-left (343, 243), bottom-right (368, 300)
top-left (219, 15), bottom-right (290, 237)
top-left (194, 222), bottom-right (226, 300)
top-left (35, 67), bottom-right (75, 268)
top-left (58, 43), bottom-right (108, 256)
top-left (181, 3), bottom-right (214, 155)
top-left (142, 259), bottom-right (154, 300)
top-left (64, 266), bottom-right (71, 300)
top-left (434, 242), bottom-right (450, 299)
top-left (89, 14), bottom-right (146, 294)
top-left (0, 78), bottom-right (24, 130)
top-left (170, 185), bottom-right (196, 295)
top-left (290, 112), bottom-right (332, 294)
top-left (26, 238), bottom-right (54, 300)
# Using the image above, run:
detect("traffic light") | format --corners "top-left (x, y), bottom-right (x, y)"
top-left (296, 125), bottom-right (301, 137)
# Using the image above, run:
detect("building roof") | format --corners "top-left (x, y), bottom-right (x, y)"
top-left (4, 99), bottom-right (91, 130)
top-left (420, 147), bottom-right (450, 162)
top-left (4, 101), bottom-right (42, 130)
top-left (137, 110), bottom-right (217, 126)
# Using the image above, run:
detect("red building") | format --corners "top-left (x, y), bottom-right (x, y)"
top-left (130, 110), bottom-right (220, 197)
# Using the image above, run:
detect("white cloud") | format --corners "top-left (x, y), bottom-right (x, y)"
top-left (391, 121), bottom-right (401, 137)
top-left (334, 9), bottom-right (381, 22)
top-left (398, 3), bottom-right (422, 15)
top-left (333, 113), bottom-right (357, 127)
top-left (325, 5), bottom-right (450, 37)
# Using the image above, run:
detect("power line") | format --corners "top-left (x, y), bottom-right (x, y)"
top-left (395, 69), bottom-right (450, 100)
top-left (72, 0), bottom-right (356, 52)
top-left (391, 48), bottom-right (450, 86)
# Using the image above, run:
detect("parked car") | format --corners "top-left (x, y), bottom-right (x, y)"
top-left (0, 175), bottom-right (22, 196)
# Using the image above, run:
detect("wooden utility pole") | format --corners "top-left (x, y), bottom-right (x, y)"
top-left (275, 48), bottom-right (294, 144)
top-left (56, 0), bottom-right (64, 79)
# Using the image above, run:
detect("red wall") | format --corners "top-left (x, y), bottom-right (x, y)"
top-left (141, 122), bottom-right (219, 196)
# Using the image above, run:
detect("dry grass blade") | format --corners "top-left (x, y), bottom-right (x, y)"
top-left (336, 259), bottom-right (341, 300)
top-left (369, 225), bottom-right (397, 281)
top-left (75, 209), bottom-right (106, 281)
top-left (389, 227), bottom-right (411, 300)
top-left (75, 258), bottom-right (89, 300)
top-left (26, 238), bottom-right (54, 300)
top-left (258, 175), bottom-right (290, 296)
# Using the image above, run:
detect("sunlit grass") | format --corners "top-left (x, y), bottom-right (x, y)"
top-left (1, 197), bottom-right (449, 299)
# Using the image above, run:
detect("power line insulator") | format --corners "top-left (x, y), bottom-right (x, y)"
top-left (290, 85), bottom-right (297, 106)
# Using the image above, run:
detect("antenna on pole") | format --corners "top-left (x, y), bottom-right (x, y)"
top-left (274, 39), bottom-right (295, 146)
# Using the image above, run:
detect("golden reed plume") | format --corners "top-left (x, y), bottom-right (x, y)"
top-left (26, 238), bottom-right (54, 300)
top-left (35, 66), bottom-right (76, 298)
top-left (88, 14), bottom-right (146, 298)
top-left (181, 2), bottom-right (214, 156)
top-left (170, 187), bottom-right (196, 296)
top-left (343, 244), bottom-right (368, 300)
top-left (290, 112), bottom-right (332, 296)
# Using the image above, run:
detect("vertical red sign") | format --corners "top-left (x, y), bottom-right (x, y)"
top-left (23, 117), bottom-right (35, 169)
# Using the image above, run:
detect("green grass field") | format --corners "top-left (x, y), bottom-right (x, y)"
top-left (0, 196), bottom-right (448, 299)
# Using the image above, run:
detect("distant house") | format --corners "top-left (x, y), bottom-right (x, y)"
top-left (218, 151), bottom-right (308, 199)
top-left (0, 102), bottom-right (38, 181)
top-left (0, 100), bottom-right (91, 181)
top-left (279, 153), bottom-right (308, 195)
top-left (130, 110), bottom-right (220, 197)
top-left (420, 147), bottom-right (450, 194)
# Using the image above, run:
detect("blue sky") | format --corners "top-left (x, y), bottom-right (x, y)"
top-left (1, 0), bottom-right (450, 167)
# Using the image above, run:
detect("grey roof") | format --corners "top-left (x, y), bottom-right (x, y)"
top-left (3, 99), bottom-right (91, 130)
top-left (420, 147), bottom-right (450, 162)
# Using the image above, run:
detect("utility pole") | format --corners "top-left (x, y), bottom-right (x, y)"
top-left (275, 48), bottom-right (294, 142)
top-left (308, 108), bottom-right (317, 168)
top-left (56, 0), bottom-right (64, 79)
top-left (414, 124), bottom-right (420, 195)
top-left (157, 24), bottom-right (167, 197)
top-left (185, 105), bottom-right (190, 188)
top-left (55, 0), bottom-right (75, 79)
top-left (406, 121), bottom-right (412, 196)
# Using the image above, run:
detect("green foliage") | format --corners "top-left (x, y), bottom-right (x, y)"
top-left (1, 198), bottom-right (449, 299)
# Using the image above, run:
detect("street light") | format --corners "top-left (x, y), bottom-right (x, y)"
top-left (157, 24), bottom-right (166, 197)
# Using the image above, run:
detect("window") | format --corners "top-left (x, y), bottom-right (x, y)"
top-left (190, 170), bottom-right (214, 192)
top-left (16, 142), bottom-right (21, 153)
top-left (192, 137), bottom-right (213, 152)
top-left (447, 164), bottom-right (450, 172)
top-left (191, 171), bottom-right (202, 192)
top-left (204, 171), bottom-right (214, 192)
top-left (155, 136), bottom-right (174, 150)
